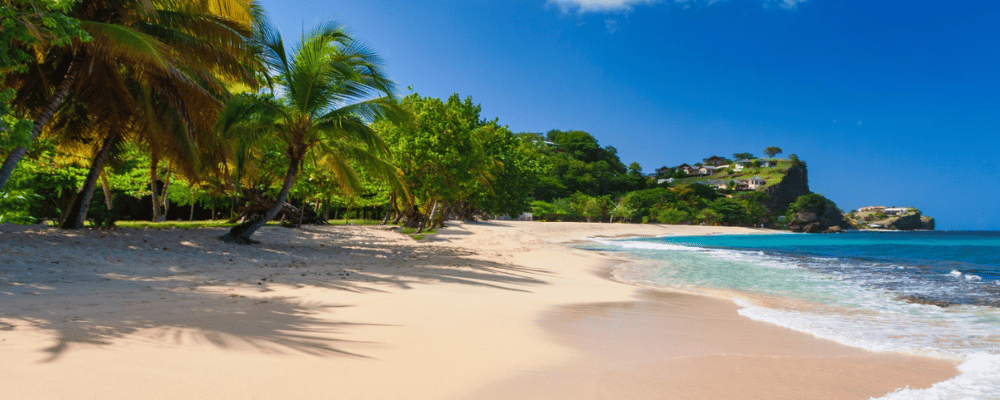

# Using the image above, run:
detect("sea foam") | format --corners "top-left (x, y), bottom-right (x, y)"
top-left (588, 235), bottom-right (1000, 399)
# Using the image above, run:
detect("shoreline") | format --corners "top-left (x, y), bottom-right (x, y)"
top-left (462, 227), bottom-right (958, 399)
top-left (0, 221), bottom-right (958, 399)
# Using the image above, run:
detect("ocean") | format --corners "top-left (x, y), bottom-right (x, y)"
top-left (581, 231), bottom-right (1000, 399)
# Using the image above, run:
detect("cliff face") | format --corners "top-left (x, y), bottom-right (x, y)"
top-left (887, 214), bottom-right (935, 230)
top-left (763, 164), bottom-right (810, 213)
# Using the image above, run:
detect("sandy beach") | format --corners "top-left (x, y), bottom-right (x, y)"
top-left (0, 221), bottom-right (957, 399)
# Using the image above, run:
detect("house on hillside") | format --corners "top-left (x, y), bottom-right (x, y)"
top-left (885, 207), bottom-right (911, 216)
top-left (655, 166), bottom-right (673, 177)
top-left (702, 165), bottom-right (724, 175)
top-left (657, 177), bottom-right (676, 185)
top-left (727, 176), bottom-right (766, 191)
top-left (859, 206), bottom-right (886, 213)
top-left (687, 167), bottom-right (709, 177)
top-left (748, 176), bottom-right (767, 190)
top-left (703, 179), bottom-right (727, 189)
top-left (703, 155), bottom-right (727, 166)
top-left (734, 158), bottom-right (778, 171)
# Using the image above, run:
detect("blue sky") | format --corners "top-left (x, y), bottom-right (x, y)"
top-left (260, 0), bottom-right (999, 230)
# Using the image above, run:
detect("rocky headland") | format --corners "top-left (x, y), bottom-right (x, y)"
top-left (846, 207), bottom-right (935, 231)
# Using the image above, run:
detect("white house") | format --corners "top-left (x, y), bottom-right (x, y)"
top-left (703, 179), bottom-right (727, 189)
top-left (702, 166), bottom-right (723, 175)
top-left (734, 158), bottom-right (778, 170)
top-left (884, 207), bottom-right (912, 216)
top-left (747, 176), bottom-right (767, 190)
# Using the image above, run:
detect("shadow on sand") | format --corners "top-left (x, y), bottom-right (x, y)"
top-left (0, 224), bottom-right (549, 361)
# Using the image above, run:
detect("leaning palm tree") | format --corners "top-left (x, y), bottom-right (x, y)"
top-left (1, 0), bottom-right (263, 227)
top-left (218, 22), bottom-right (407, 244)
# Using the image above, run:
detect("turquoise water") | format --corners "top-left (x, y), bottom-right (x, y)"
top-left (581, 231), bottom-right (1000, 400)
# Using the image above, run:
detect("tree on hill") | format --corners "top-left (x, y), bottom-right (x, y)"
top-left (764, 147), bottom-right (783, 158)
top-left (788, 193), bottom-right (840, 217)
top-left (733, 152), bottom-right (754, 160)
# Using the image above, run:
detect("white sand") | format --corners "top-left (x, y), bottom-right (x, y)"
top-left (0, 222), bottom-right (956, 399)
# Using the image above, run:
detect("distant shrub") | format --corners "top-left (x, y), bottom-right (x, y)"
top-left (656, 208), bottom-right (690, 224)
top-left (787, 194), bottom-right (841, 222)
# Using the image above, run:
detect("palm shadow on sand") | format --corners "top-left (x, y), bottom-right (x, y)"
top-left (0, 224), bottom-right (550, 362)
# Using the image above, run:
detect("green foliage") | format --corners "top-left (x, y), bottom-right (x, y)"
top-left (568, 192), bottom-right (612, 222)
top-left (764, 147), bottom-right (783, 158)
top-left (616, 187), bottom-right (678, 223)
top-left (789, 154), bottom-right (805, 168)
top-left (708, 198), bottom-right (750, 226)
top-left (377, 93), bottom-right (490, 209)
top-left (733, 152), bottom-right (754, 160)
top-left (468, 125), bottom-right (541, 217)
top-left (377, 93), bottom-right (537, 218)
top-left (400, 226), bottom-right (435, 240)
top-left (116, 221), bottom-right (243, 229)
top-left (1, 0), bottom-right (89, 151)
top-left (531, 198), bottom-right (585, 221)
top-left (788, 193), bottom-right (840, 218)
top-left (0, 187), bottom-right (41, 224)
top-left (529, 129), bottom-right (641, 201)
top-left (655, 207), bottom-right (690, 224)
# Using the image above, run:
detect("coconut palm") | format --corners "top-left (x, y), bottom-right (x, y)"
top-left (2, 0), bottom-right (265, 228)
top-left (218, 22), bottom-right (406, 244)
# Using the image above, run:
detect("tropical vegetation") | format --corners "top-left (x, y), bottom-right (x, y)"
top-left (1, 1), bottom-right (838, 238)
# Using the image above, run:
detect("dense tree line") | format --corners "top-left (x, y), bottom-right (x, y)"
top-left (1, 1), bottom-right (838, 239)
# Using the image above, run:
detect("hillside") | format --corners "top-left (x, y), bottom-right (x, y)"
top-left (672, 159), bottom-right (796, 191)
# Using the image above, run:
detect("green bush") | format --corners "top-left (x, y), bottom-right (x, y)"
top-left (656, 207), bottom-right (690, 224)
top-left (0, 189), bottom-right (40, 224)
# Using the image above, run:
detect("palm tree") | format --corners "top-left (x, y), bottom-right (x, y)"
top-left (2, 0), bottom-right (264, 228)
top-left (218, 22), bottom-right (406, 244)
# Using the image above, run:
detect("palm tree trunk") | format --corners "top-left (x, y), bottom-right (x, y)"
top-left (392, 206), bottom-right (405, 225)
top-left (0, 57), bottom-right (82, 191)
top-left (150, 154), bottom-right (163, 221)
top-left (157, 165), bottom-right (172, 222)
top-left (60, 133), bottom-right (118, 229)
top-left (417, 201), bottom-right (439, 234)
top-left (220, 155), bottom-right (301, 244)
top-left (100, 171), bottom-right (114, 210)
top-left (380, 193), bottom-right (396, 225)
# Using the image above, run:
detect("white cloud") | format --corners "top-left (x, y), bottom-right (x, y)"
top-left (766, 0), bottom-right (807, 10)
top-left (605, 18), bottom-right (621, 33)
top-left (550, 0), bottom-right (657, 12)
top-left (550, 0), bottom-right (806, 13)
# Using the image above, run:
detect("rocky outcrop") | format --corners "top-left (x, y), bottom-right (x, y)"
top-left (890, 214), bottom-right (923, 230)
top-left (921, 216), bottom-right (935, 230)
top-left (763, 164), bottom-right (810, 214)
top-left (887, 214), bottom-right (935, 230)
top-left (787, 208), bottom-right (849, 233)
top-left (847, 208), bottom-right (936, 231)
